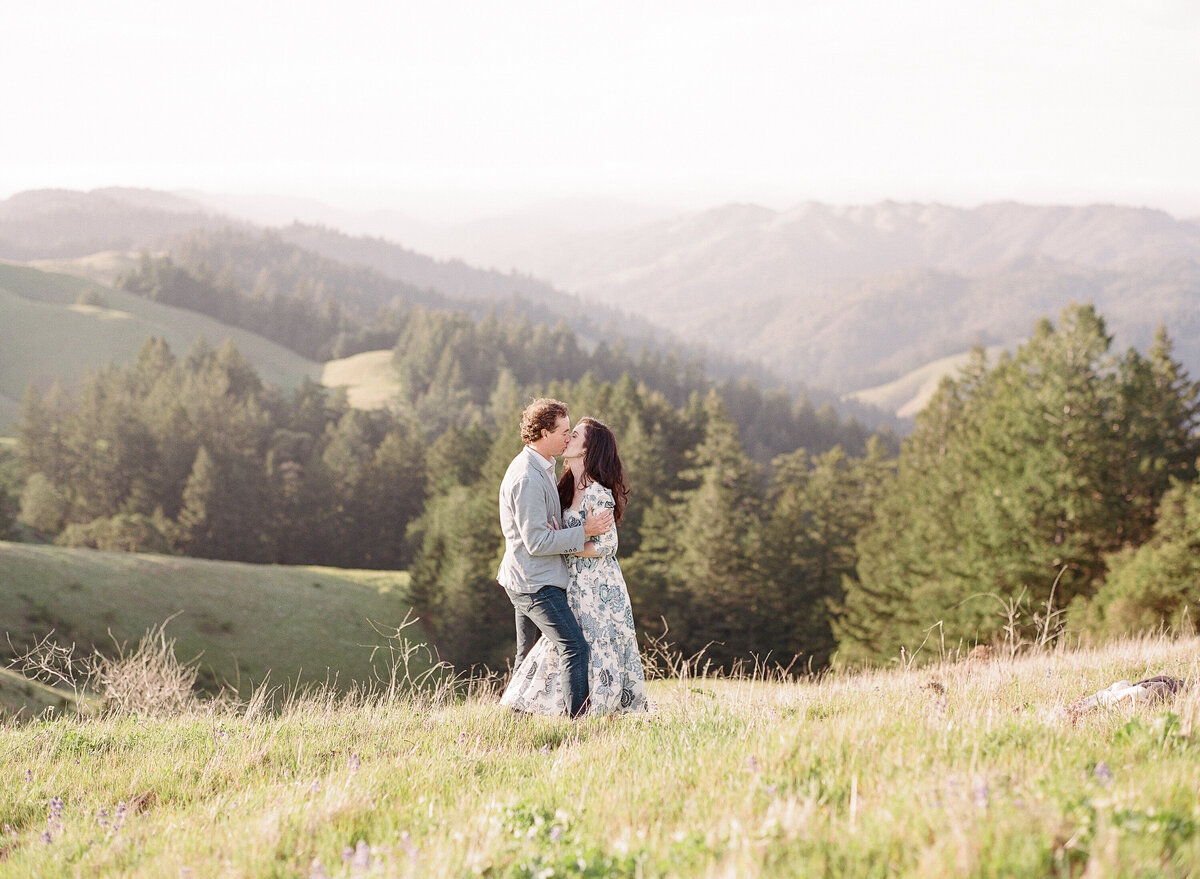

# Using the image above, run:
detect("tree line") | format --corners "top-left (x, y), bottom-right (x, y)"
top-left (5, 303), bottom-right (1199, 671)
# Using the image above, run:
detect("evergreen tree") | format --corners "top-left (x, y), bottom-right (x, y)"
top-left (177, 446), bottom-right (219, 557)
top-left (1080, 475), bottom-right (1200, 638)
top-left (354, 426), bottom-right (428, 569)
top-left (406, 430), bottom-right (515, 669)
top-left (640, 391), bottom-right (765, 667)
top-left (837, 305), bottom-right (1200, 664)
top-left (759, 438), bottom-right (893, 668)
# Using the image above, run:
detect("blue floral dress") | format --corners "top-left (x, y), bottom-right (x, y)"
top-left (500, 482), bottom-right (650, 716)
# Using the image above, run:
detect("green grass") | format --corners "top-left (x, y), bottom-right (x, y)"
top-left (0, 541), bottom-right (422, 699)
top-left (0, 635), bottom-right (1198, 876)
top-left (0, 261), bottom-right (323, 432)
top-left (0, 668), bottom-right (84, 719)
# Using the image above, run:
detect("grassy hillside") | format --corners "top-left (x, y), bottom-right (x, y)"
top-left (319, 349), bottom-right (403, 410)
top-left (845, 344), bottom-right (1011, 418)
top-left (0, 667), bottom-right (85, 719)
top-left (28, 250), bottom-right (142, 287)
top-left (0, 635), bottom-right (1196, 876)
top-left (0, 541), bottom-right (422, 697)
top-left (0, 261), bottom-right (322, 432)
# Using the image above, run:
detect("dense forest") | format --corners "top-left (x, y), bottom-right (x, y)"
top-left (3, 290), bottom-right (880, 668)
top-left (3, 297), bottom-right (1197, 671)
top-left (117, 232), bottom-right (447, 361)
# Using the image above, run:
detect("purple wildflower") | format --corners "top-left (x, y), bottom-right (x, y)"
top-left (399, 830), bottom-right (418, 860)
top-left (46, 796), bottom-right (66, 839)
top-left (972, 782), bottom-right (990, 808)
top-left (351, 839), bottom-right (371, 873)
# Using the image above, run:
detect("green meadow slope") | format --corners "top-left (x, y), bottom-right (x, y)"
top-left (0, 541), bottom-right (423, 697)
top-left (2, 636), bottom-right (1199, 875)
top-left (0, 261), bottom-right (323, 431)
top-left (0, 666), bottom-right (84, 718)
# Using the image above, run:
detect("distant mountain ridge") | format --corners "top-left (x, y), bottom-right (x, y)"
top-left (491, 201), bottom-right (1200, 394)
top-left (0, 188), bottom-right (237, 259)
top-left (0, 189), bottom-right (676, 352)
top-left (277, 223), bottom-right (563, 304)
top-left (272, 223), bottom-right (679, 353)
top-left (5, 189), bottom-right (1198, 417)
top-left (520, 201), bottom-right (1200, 286)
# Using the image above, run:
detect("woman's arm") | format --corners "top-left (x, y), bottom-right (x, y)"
top-left (583, 486), bottom-right (619, 557)
top-left (574, 540), bottom-right (601, 558)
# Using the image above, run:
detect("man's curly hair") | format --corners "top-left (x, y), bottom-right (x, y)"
top-left (520, 398), bottom-right (569, 445)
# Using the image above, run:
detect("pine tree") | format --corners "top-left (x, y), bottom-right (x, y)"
top-left (838, 305), bottom-right (1200, 663)
top-left (653, 391), bottom-right (764, 667)
top-left (355, 426), bottom-right (428, 569)
top-left (177, 446), bottom-right (218, 556)
top-left (760, 439), bottom-right (893, 668)
top-left (1081, 476), bottom-right (1200, 638)
top-left (406, 428), bottom-right (514, 669)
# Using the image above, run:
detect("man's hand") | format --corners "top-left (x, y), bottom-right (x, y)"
top-left (583, 509), bottom-right (613, 537)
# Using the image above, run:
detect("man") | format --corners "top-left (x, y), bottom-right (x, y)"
top-left (497, 398), bottom-right (613, 718)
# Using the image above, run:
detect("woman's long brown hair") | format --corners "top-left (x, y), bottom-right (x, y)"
top-left (557, 417), bottom-right (629, 524)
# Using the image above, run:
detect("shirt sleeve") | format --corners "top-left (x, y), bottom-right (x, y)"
top-left (585, 485), bottom-right (618, 557)
top-left (507, 476), bottom-right (585, 556)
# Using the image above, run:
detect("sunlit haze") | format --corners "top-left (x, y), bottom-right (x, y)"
top-left (4, 0), bottom-right (1199, 220)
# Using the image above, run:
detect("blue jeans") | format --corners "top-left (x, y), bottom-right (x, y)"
top-left (506, 584), bottom-right (590, 717)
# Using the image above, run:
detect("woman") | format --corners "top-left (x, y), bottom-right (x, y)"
top-left (500, 417), bottom-right (650, 716)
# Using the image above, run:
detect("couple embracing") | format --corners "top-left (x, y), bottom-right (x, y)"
top-left (496, 398), bottom-right (649, 718)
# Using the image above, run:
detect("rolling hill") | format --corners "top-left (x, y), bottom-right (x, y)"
top-left (0, 188), bottom-right (749, 396)
top-left (0, 189), bottom-right (671, 351)
top-left (0, 260), bottom-right (418, 434)
top-left (0, 541), bottom-right (423, 699)
top-left (10, 189), bottom-right (1197, 419)
top-left (0, 666), bottom-right (85, 718)
top-left (0, 261), bottom-right (325, 431)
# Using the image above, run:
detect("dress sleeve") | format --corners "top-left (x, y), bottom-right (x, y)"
top-left (585, 484), bottom-right (618, 557)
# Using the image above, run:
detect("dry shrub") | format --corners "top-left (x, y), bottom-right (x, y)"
top-left (640, 620), bottom-right (721, 681)
top-left (10, 618), bottom-right (200, 717)
top-left (93, 622), bottom-right (199, 716)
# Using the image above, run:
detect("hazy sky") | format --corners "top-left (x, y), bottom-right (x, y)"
top-left (4, 0), bottom-right (1199, 219)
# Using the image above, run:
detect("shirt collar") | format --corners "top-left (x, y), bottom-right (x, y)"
top-left (524, 444), bottom-right (556, 471)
